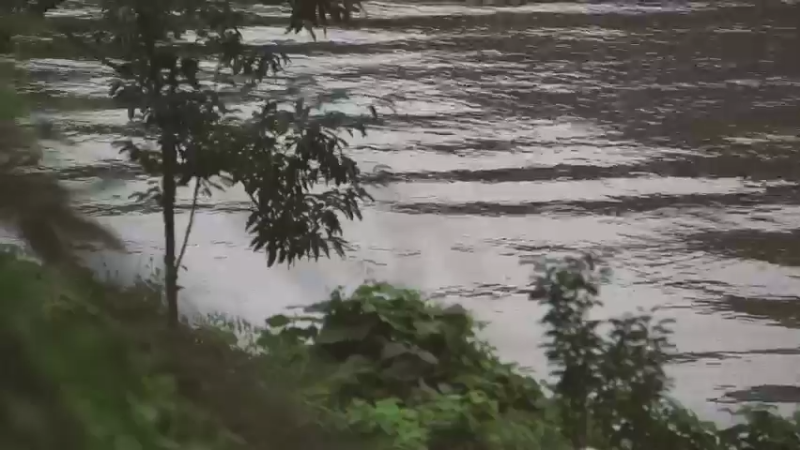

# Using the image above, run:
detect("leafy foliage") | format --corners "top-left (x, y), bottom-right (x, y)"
top-left (259, 283), bottom-right (561, 450)
top-left (0, 249), bottom-right (229, 450)
top-left (216, 100), bottom-right (370, 263)
top-left (0, 247), bottom-right (376, 450)
top-left (531, 254), bottom-right (800, 450)
top-left (263, 283), bottom-right (544, 409)
top-left (3, 242), bottom-right (800, 450)
top-left (253, 258), bottom-right (800, 450)
top-left (287, 0), bottom-right (365, 39)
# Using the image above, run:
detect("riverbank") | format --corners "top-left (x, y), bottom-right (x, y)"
top-left (3, 248), bottom-right (799, 450)
top-left (7, 0), bottom-right (800, 429)
top-left (0, 248), bottom-right (371, 450)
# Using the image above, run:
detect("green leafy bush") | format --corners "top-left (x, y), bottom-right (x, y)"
top-left (532, 254), bottom-right (800, 450)
top-left (259, 282), bottom-right (563, 450)
top-left (251, 256), bottom-right (800, 450)
top-left (0, 248), bottom-right (369, 450)
top-left (265, 283), bottom-right (542, 407)
top-left (0, 249), bottom-right (233, 450)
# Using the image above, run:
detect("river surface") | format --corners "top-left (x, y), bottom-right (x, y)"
top-left (20, 0), bottom-right (800, 420)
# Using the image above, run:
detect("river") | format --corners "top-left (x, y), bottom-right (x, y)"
top-left (20, 0), bottom-right (800, 421)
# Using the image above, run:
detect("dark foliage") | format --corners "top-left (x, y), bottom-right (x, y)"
top-left (532, 254), bottom-right (800, 450)
top-left (261, 283), bottom-right (553, 450)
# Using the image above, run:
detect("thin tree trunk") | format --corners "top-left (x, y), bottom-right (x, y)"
top-left (137, 3), bottom-right (180, 328)
top-left (162, 141), bottom-right (178, 328)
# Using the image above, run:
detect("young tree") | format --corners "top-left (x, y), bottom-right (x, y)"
top-left (13, 0), bottom-right (374, 327)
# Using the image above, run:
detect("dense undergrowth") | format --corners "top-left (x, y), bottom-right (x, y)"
top-left (2, 248), bottom-right (800, 450)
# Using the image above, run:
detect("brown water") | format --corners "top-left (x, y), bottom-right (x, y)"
top-left (21, 0), bottom-right (800, 420)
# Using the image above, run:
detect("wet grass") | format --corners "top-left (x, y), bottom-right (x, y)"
top-left (0, 251), bottom-right (372, 450)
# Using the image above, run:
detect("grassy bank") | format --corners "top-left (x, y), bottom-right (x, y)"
top-left (0, 249), bottom-right (368, 450)
top-left (2, 249), bottom-right (800, 450)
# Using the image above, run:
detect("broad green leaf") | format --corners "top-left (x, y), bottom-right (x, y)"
top-left (316, 322), bottom-right (374, 344)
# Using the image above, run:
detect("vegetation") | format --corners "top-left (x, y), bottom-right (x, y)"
top-left (0, 246), bottom-right (371, 450)
top-left (2, 0), bottom-right (374, 326)
top-left (3, 248), bottom-right (800, 450)
top-left (2, 1), bottom-right (800, 450)
top-left (0, 36), bottom-right (123, 265)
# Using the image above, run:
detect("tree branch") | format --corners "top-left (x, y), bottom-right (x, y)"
top-left (58, 28), bottom-right (123, 74)
top-left (176, 179), bottom-right (201, 271)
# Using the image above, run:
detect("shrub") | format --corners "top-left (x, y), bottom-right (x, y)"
top-left (251, 256), bottom-right (800, 450)
top-left (0, 249), bottom-right (232, 450)
top-left (532, 254), bottom-right (800, 450)
top-left (259, 282), bottom-right (565, 450)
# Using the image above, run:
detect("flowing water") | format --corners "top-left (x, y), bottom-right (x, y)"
top-left (18, 0), bottom-right (800, 420)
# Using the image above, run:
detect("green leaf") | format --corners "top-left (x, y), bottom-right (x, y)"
top-left (266, 314), bottom-right (291, 328)
top-left (442, 304), bottom-right (467, 316)
top-left (413, 320), bottom-right (440, 336)
top-left (316, 322), bottom-right (374, 344)
top-left (414, 350), bottom-right (438, 366)
top-left (382, 357), bottom-right (427, 382)
top-left (114, 435), bottom-right (143, 450)
top-left (381, 342), bottom-right (409, 360)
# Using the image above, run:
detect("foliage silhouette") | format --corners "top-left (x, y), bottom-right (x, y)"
top-left (257, 282), bottom-right (567, 450)
top-left (251, 267), bottom-right (800, 450)
top-left (531, 254), bottom-right (800, 450)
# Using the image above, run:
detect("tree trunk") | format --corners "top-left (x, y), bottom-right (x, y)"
top-left (163, 141), bottom-right (179, 328)
top-left (137, 5), bottom-right (180, 328)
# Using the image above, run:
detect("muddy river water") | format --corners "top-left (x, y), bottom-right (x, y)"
top-left (21, 0), bottom-right (800, 421)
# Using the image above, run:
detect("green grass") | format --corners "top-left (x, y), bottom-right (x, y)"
top-left (0, 249), bottom-right (369, 450)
